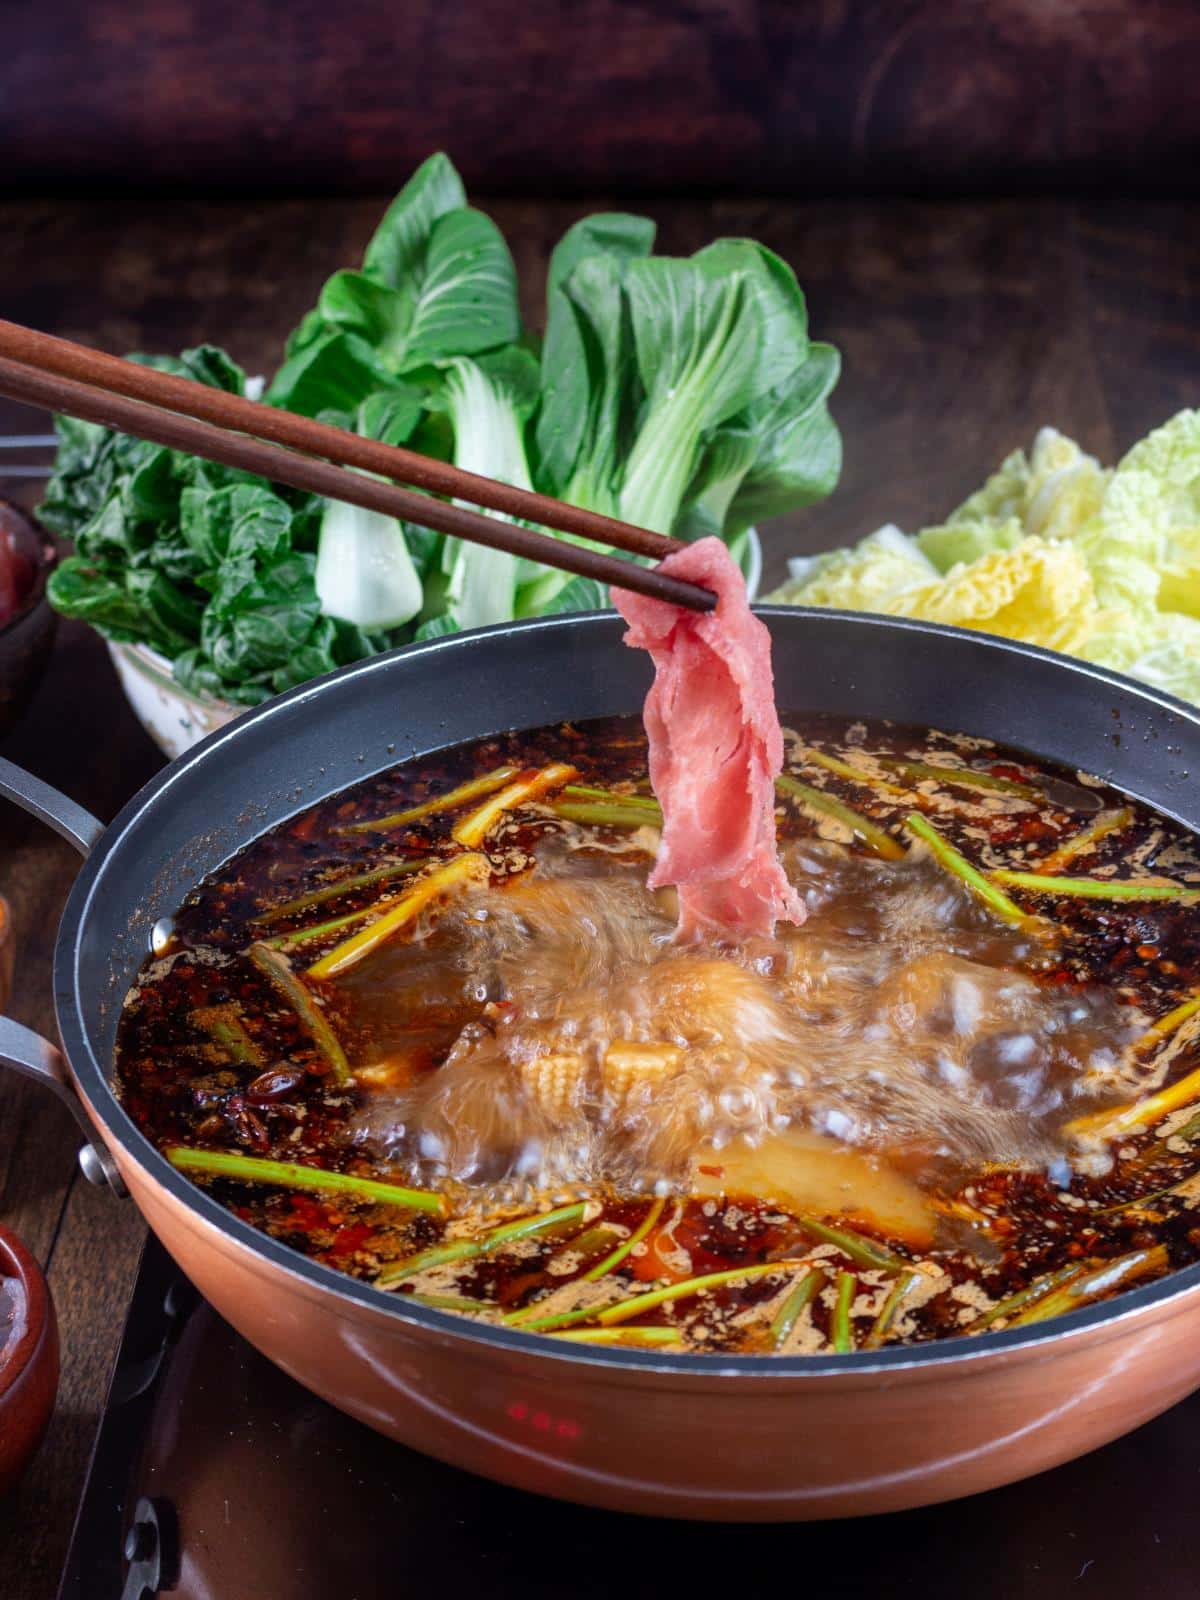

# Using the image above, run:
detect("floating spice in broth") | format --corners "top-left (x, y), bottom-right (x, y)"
top-left (116, 714), bottom-right (1200, 1354)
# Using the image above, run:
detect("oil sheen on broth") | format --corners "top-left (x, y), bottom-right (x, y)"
top-left (115, 717), bottom-right (1200, 1354)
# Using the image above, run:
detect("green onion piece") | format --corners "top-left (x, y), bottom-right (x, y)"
top-left (401, 1291), bottom-right (496, 1313)
top-left (246, 941), bottom-right (350, 1081)
top-left (775, 774), bottom-right (905, 861)
top-left (1007, 1247), bottom-right (1168, 1327)
top-left (1039, 808), bottom-right (1134, 872)
top-left (798, 747), bottom-right (897, 787)
top-left (550, 1224), bottom-right (624, 1268)
top-left (863, 1269), bottom-right (924, 1349)
top-left (253, 859), bottom-right (429, 924)
top-left (583, 1197), bottom-right (666, 1283)
top-left (551, 1327), bottom-right (684, 1347)
top-left (769, 1267), bottom-right (824, 1349)
top-left (378, 1238), bottom-right (480, 1280)
top-left (793, 1213), bottom-right (912, 1274)
top-left (830, 1270), bottom-right (857, 1352)
top-left (261, 887), bottom-right (429, 951)
top-left (509, 1298), bottom-right (626, 1333)
top-left (507, 1199), bottom-right (671, 1331)
top-left (964, 1264), bottom-right (1086, 1333)
top-left (990, 870), bottom-right (1191, 902)
top-left (879, 757), bottom-right (1038, 800)
top-left (377, 1201), bottom-right (588, 1288)
top-left (1096, 1180), bottom-right (1187, 1216)
top-left (306, 853), bottom-right (490, 981)
top-left (191, 1004), bottom-right (264, 1068)
top-left (1135, 993), bottom-right (1200, 1057)
top-left (596, 1258), bottom-right (810, 1327)
top-left (1066, 1042), bottom-right (1200, 1141)
top-left (562, 784), bottom-right (661, 812)
top-left (164, 1146), bottom-right (444, 1212)
top-left (1171, 1107), bottom-right (1200, 1145)
top-left (904, 813), bottom-right (1027, 924)
top-left (553, 802), bottom-right (663, 829)
top-left (341, 766), bottom-right (520, 833)
top-left (453, 763), bottom-right (577, 848)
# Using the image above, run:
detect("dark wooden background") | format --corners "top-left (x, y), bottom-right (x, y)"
top-left (2, 193), bottom-right (1199, 1596)
top-left (6, 0), bottom-right (1200, 196)
top-left (2, 3), bottom-right (1200, 1592)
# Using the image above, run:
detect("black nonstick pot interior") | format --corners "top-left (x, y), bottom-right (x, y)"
top-left (52, 607), bottom-right (1200, 1368)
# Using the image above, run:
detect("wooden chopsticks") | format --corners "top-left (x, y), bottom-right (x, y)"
top-left (0, 321), bottom-right (717, 614)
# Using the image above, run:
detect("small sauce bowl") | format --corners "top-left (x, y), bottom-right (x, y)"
top-left (0, 498), bottom-right (57, 739)
top-left (0, 1225), bottom-right (58, 1494)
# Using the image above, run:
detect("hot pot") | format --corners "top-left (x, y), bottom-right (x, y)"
top-left (3, 609), bottom-right (1200, 1521)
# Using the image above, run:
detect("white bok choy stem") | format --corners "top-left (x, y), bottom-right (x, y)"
top-left (315, 493), bottom-right (424, 629)
top-left (439, 353), bottom-right (540, 630)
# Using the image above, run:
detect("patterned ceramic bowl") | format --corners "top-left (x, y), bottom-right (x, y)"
top-left (0, 1224), bottom-right (59, 1496)
top-left (107, 640), bottom-right (241, 760)
top-left (0, 502), bottom-right (57, 740)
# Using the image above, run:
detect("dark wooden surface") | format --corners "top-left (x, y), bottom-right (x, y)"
top-left (0, 192), bottom-right (1197, 1597)
top-left (7, 1), bottom-right (1200, 196)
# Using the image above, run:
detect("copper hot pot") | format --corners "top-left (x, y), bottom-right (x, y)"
top-left (3, 609), bottom-right (1200, 1521)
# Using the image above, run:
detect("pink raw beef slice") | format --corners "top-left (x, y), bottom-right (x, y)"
top-left (613, 536), bottom-right (805, 942)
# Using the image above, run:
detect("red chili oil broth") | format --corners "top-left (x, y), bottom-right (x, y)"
top-left (115, 717), bottom-right (1200, 1353)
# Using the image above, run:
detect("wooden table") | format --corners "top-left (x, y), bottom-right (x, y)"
top-left (0, 193), bottom-right (1196, 1597)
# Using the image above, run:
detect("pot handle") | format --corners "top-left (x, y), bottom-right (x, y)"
top-left (0, 756), bottom-right (104, 857)
top-left (0, 761), bottom-right (126, 1194)
top-left (0, 1012), bottom-right (127, 1194)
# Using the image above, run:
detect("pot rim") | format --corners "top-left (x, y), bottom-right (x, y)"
top-left (55, 607), bottom-right (1200, 1379)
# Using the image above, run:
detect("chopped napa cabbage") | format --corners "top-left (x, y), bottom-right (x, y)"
top-left (1126, 614), bottom-right (1200, 705)
top-left (783, 525), bottom-right (937, 611)
top-left (916, 516), bottom-right (1025, 572)
top-left (768, 409), bottom-right (1200, 709)
top-left (890, 538), bottom-right (1106, 656)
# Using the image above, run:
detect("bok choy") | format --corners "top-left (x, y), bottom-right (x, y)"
top-left (44, 152), bottom-right (841, 705)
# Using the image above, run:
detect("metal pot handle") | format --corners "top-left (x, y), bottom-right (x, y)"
top-left (0, 756), bottom-right (126, 1195)
top-left (0, 755), bottom-right (105, 855)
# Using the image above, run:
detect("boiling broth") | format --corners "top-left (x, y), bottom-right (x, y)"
top-left (115, 717), bottom-right (1200, 1353)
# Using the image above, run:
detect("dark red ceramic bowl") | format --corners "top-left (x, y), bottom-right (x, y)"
top-left (0, 499), bottom-right (56, 740)
top-left (0, 1224), bottom-right (58, 1495)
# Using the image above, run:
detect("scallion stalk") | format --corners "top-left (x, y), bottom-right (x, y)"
top-left (165, 1146), bottom-right (443, 1212)
top-left (261, 887), bottom-right (426, 951)
top-left (905, 813), bottom-right (1026, 924)
top-left (342, 767), bottom-right (520, 833)
top-left (1039, 808), bottom-right (1134, 873)
top-left (452, 763), bottom-right (577, 848)
top-left (990, 870), bottom-right (1192, 902)
top-left (247, 941), bottom-right (350, 1081)
top-left (253, 858), bottom-right (429, 922)
top-left (769, 1266), bottom-right (824, 1349)
top-left (775, 774), bottom-right (905, 861)
top-left (595, 1259), bottom-right (809, 1327)
top-left (879, 757), bottom-right (1038, 800)
top-left (306, 853), bottom-right (489, 980)
top-left (1006, 1247), bottom-right (1167, 1326)
top-left (793, 1214), bottom-right (912, 1274)
top-left (551, 1327), bottom-right (683, 1347)
top-left (191, 1003), bottom-right (264, 1068)
top-left (863, 1269), bottom-right (923, 1349)
top-left (830, 1270), bottom-right (857, 1351)
top-left (377, 1201), bottom-right (588, 1287)
top-left (582, 1196), bottom-right (666, 1283)
top-left (553, 802), bottom-right (662, 829)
